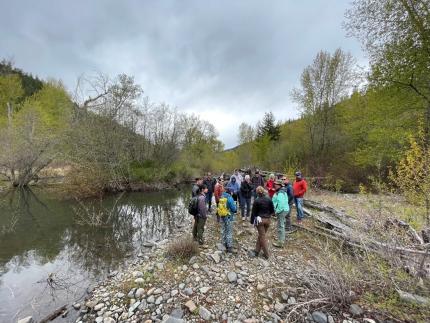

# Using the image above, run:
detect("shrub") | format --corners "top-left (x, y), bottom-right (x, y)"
top-left (166, 237), bottom-right (199, 261)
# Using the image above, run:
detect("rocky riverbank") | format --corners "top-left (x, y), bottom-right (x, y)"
top-left (67, 209), bottom-right (376, 323)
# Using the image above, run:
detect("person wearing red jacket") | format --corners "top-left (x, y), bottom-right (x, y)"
top-left (266, 173), bottom-right (276, 198)
top-left (293, 171), bottom-right (307, 224)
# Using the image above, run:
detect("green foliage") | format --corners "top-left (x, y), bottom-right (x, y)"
top-left (256, 112), bottom-right (280, 141)
top-left (0, 60), bottom-right (43, 98)
top-left (390, 125), bottom-right (430, 224)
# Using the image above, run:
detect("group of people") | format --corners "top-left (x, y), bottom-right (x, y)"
top-left (190, 169), bottom-right (308, 259)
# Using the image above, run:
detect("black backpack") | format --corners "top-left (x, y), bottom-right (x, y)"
top-left (188, 196), bottom-right (199, 216)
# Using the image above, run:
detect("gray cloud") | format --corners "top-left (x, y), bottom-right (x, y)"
top-left (0, 0), bottom-right (365, 148)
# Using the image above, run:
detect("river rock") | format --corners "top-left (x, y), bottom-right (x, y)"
top-left (129, 301), bottom-right (141, 313)
top-left (185, 300), bottom-right (197, 312)
top-left (397, 289), bottom-right (430, 305)
top-left (73, 303), bottom-right (81, 310)
top-left (85, 300), bottom-right (98, 308)
top-left (116, 292), bottom-right (125, 298)
top-left (153, 288), bottom-right (163, 295)
top-left (281, 292), bottom-right (289, 302)
top-left (349, 304), bottom-right (363, 316)
top-left (103, 318), bottom-right (115, 323)
top-left (162, 317), bottom-right (185, 323)
top-left (312, 311), bottom-right (328, 323)
top-left (17, 317), bottom-right (33, 323)
top-left (227, 271), bottom-right (237, 283)
top-left (135, 288), bottom-right (145, 298)
top-left (288, 297), bottom-right (296, 304)
top-left (170, 308), bottom-right (184, 318)
top-left (274, 302), bottom-right (285, 313)
top-left (94, 303), bottom-right (105, 311)
top-left (211, 253), bottom-right (221, 263)
top-left (199, 286), bottom-right (211, 294)
top-left (183, 287), bottom-right (193, 296)
top-left (199, 306), bottom-right (212, 321)
top-left (189, 256), bottom-right (199, 264)
top-left (155, 296), bottom-right (163, 305)
top-left (95, 317), bottom-right (103, 323)
top-left (135, 278), bottom-right (144, 284)
top-left (132, 271), bottom-right (144, 278)
top-left (147, 295), bottom-right (155, 303)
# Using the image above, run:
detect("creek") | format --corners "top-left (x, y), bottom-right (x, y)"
top-left (0, 187), bottom-right (189, 323)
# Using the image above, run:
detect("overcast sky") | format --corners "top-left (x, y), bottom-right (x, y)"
top-left (0, 0), bottom-right (366, 148)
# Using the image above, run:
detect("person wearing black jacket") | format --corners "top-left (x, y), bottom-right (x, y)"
top-left (249, 186), bottom-right (275, 259)
top-left (203, 172), bottom-right (217, 212)
top-left (240, 175), bottom-right (253, 220)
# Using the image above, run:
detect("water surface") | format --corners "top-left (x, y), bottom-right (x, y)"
top-left (0, 187), bottom-right (189, 323)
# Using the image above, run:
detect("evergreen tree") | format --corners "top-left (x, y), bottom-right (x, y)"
top-left (256, 112), bottom-right (281, 141)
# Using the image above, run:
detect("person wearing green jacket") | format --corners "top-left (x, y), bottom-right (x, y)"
top-left (272, 180), bottom-right (290, 247)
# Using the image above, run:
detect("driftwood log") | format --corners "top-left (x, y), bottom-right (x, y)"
top-left (38, 305), bottom-right (67, 323)
top-left (301, 199), bottom-right (430, 277)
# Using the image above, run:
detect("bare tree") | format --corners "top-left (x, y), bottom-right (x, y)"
top-left (292, 49), bottom-right (356, 167)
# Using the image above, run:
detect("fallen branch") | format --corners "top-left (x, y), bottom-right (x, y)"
top-left (38, 305), bottom-right (67, 323)
top-left (285, 298), bottom-right (329, 321)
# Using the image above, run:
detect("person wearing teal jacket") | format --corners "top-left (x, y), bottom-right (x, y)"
top-left (272, 180), bottom-right (290, 247)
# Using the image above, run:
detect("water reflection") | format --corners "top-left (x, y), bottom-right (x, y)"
top-left (0, 186), bottom-right (189, 323)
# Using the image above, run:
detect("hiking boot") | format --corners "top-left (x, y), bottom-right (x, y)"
top-left (262, 254), bottom-right (270, 260)
top-left (272, 241), bottom-right (284, 248)
top-left (226, 247), bottom-right (236, 254)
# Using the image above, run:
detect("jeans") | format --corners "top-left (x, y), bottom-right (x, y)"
top-left (220, 215), bottom-right (233, 248)
top-left (240, 197), bottom-right (251, 218)
top-left (192, 216), bottom-right (206, 244)
top-left (206, 191), bottom-right (213, 210)
top-left (255, 218), bottom-right (270, 258)
top-left (295, 197), bottom-right (304, 220)
top-left (276, 211), bottom-right (287, 243)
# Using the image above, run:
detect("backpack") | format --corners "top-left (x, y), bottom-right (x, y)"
top-left (217, 197), bottom-right (229, 217)
top-left (188, 196), bottom-right (199, 216)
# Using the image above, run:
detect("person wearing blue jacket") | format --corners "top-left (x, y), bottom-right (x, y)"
top-left (218, 186), bottom-right (237, 253)
top-left (226, 176), bottom-right (240, 206)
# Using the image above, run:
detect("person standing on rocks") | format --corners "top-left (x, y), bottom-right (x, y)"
top-left (192, 177), bottom-right (203, 197)
top-left (266, 173), bottom-right (276, 199)
top-left (281, 176), bottom-right (295, 233)
top-left (226, 176), bottom-right (240, 206)
top-left (193, 184), bottom-right (208, 245)
top-left (217, 185), bottom-right (237, 253)
top-left (249, 186), bottom-right (275, 259)
top-left (251, 169), bottom-right (265, 200)
top-left (203, 172), bottom-right (217, 212)
top-left (293, 171), bottom-right (307, 225)
top-left (240, 174), bottom-right (253, 221)
top-left (272, 180), bottom-right (290, 248)
top-left (214, 177), bottom-right (223, 222)
top-left (232, 169), bottom-right (243, 209)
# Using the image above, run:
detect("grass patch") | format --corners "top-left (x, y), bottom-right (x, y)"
top-left (166, 237), bottom-right (199, 261)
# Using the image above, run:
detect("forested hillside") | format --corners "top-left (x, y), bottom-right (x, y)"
top-left (221, 0), bottom-right (429, 207)
top-left (0, 61), bottom-right (224, 195)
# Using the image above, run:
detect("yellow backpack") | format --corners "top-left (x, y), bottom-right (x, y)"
top-left (217, 197), bottom-right (229, 217)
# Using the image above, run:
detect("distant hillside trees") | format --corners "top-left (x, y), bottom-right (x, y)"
top-left (292, 48), bottom-right (356, 172)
